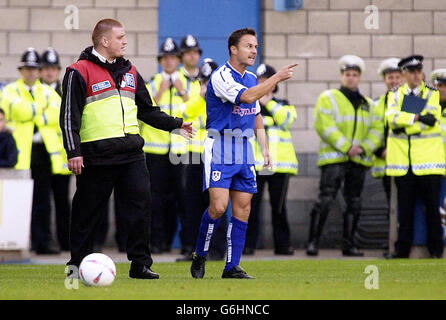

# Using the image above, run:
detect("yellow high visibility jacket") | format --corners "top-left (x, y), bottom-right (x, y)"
top-left (2, 78), bottom-right (69, 174)
top-left (371, 93), bottom-right (389, 178)
top-left (251, 98), bottom-right (298, 175)
top-left (313, 88), bottom-right (382, 167)
top-left (178, 67), bottom-right (205, 154)
top-left (386, 81), bottom-right (445, 176)
top-left (181, 94), bottom-right (207, 154)
top-left (179, 67), bottom-right (201, 99)
top-left (440, 105), bottom-right (446, 160)
top-left (140, 72), bottom-right (188, 155)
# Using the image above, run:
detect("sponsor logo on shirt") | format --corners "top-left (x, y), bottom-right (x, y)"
top-left (232, 105), bottom-right (256, 117)
top-left (91, 80), bottom-right (111, 92)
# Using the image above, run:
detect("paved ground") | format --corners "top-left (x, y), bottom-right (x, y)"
top-left (24, 248), bottom-right (386, 265)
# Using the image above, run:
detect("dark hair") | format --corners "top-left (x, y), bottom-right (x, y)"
top-left (0, 108), bottom-right (4, 117)
top-left (227, 28), bottom-right (256, 56)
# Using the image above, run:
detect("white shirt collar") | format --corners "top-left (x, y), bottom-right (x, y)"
top-left (227, 61), bottom-right (245, 77)
top-left (24, 83), bottom-right (37, 93)
top-left (92, 47), bottom-right (116, 64)
top-left (407, 84), bottom-right (421, 95)
top-left (182, 66), bottom-right (199, 78)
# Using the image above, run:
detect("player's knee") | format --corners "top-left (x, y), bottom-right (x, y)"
top-left (209, 202), bottom-right (227, 218)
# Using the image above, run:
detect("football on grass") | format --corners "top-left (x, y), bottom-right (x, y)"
top-left (79, 253), bottom-right (116, 287)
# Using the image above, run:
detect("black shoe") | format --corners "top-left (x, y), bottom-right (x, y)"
top-left (243, 247), bottom-right (255, 255)
top-left (275, 246), bottom-right (294, 255)
top-left (35, 244), bottom-right (60, 255)
top-left (222, 266), bottom-right (254, 279)
top-left (430, 253), bottom-right (443, 259)
top-left (129, 263), bottom-right (159, 279)
top-left (342, 247), bottom-right (364, 257)
top-left (306, 240), bottom-right (319, 256)
top-left (190, 253), bottom-right (206, 278)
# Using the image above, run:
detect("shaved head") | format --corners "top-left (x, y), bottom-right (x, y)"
top-left (92, 19), bottom-right (123, 48)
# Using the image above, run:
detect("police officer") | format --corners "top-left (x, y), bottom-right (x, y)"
top-left (177, 34), bottom-right (203, 256)
top-left (40, 48), bottom-right (62, 96)
top-left (244, 63), bottom-right (298, 256)
top-left (179, 34), bottom-right (202, 97)
top-left (176, 58), bottom-right (228, 261)
top-left (431, 69), bottom-right (446, 155)
top-left (141, 38), bottom-right (189, 253)
top-left (307, 55), bottom-right (383, 256)
top-left (40, 47), bottom-right (71, 251)
top-left (386, 55), bottom-right (445, 259)
top-left (371, 58), bottom-right (403, 202)
top-left (2, 48), bottom-right (66, 254)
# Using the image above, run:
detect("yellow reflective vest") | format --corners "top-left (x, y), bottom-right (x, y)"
top-left (181, 94), bottom-right (207, 154)
top-left (371, 93), bottom-right (389, 178)
top-left (178, 67), bottom-right (205, 154)
top-left (313, 88), bottom-right (382, 167)
top-left (386, 82), bottom-right (445, 176)
top-left (179, 67), bottom-right (201, 99)
top-left (440, 104), bottom-right (446, 160)
top-left (251, 99), bottom-right (298, 175)
top-left (2, 78), bottom-right (69, 174)
top-left (140, 72), bottom-right (188, 155)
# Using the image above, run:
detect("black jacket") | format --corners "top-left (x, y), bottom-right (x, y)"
top-left (0, 130), bottom-right (18, 168)
top-left (60, 46), bottom-right (183, 166)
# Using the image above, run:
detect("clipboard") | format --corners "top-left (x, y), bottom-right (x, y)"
top-left (401, 94), bottom-right (427, 114)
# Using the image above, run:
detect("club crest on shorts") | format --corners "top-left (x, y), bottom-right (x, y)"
top-left (212, 170), bottom-right (221, 182)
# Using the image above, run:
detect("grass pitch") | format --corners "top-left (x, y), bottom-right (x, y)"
top-left (1, 259), bottom-right (445, 300)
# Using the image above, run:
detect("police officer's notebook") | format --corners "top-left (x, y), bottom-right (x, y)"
top-left (401, 95), bottom-right (427, 114)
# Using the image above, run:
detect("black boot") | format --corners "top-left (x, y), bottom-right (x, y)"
top-left (222, 266), bottom-right (254, 279)
top-left (306, 239), bottom-right (319, 256)
top-left (342, 246), bottom-right (364, 257)
top-left (129, 262), bottom-right (160, 279)
top-left (190, 253), bottom-right (206, 279)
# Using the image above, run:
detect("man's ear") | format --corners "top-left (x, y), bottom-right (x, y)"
top-left (230, 45), bottom-right (237, 56)
top-left (101, 36), bottom-right (109, 48)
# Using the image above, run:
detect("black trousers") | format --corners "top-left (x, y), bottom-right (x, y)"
top-left (94, 192), bottom-right (128, 250)
top-left (245, 172), bottom-right (291, 250)
top-left (67, 159), bottom-right (153, 267)
top-left (145, 153), bottom-right (184, 251)
top-left (31, 143), bottom-right (72, 251)
top-left (180, 153), bottom-right (227, 257)
top-left (30, 143), bottom-right (53, 249)
top-left (51, 174), bottom-right (71, 250)
top-left (394, 171), bottom-right (444, 257)
top-left (308, 162), bottom-right (367, 249)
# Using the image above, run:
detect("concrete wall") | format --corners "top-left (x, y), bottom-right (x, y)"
top-left (0, 0), bottom-right (159, 83)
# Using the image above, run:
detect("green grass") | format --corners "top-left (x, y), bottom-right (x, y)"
top-left (1, 259), bottom-right (446, 299)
